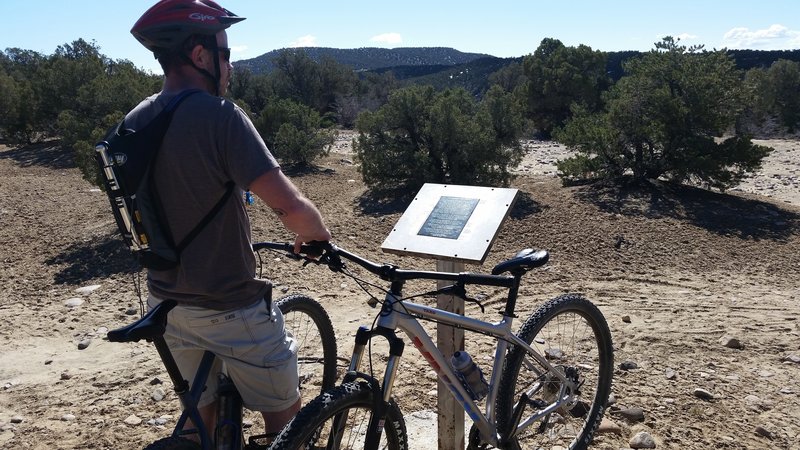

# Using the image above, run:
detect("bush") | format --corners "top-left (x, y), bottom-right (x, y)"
top-left (354, 85), bottom-right (525, 191)
top-left (745, 59), bottom-right (800, 133)
top-left (256, 98), bottom-right (335, 166)
top-left (62, 60), bottom-right (160, 185)
top-left (523, 38), bottom-right (609, 138)
top-left (554, 37), bottom-right (772, 190)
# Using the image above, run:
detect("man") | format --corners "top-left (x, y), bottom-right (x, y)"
top-left (126, 0), bottom-right (331, 441)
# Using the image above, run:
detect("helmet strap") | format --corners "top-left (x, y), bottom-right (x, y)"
top-left (179, 36), bottom-right (222, 96)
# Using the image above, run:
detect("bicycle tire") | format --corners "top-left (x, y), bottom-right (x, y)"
top-left (270, 381), bottom-right (408, 450)
top-left (276, 294), bottom-right (339, 404)
top-left (142, 436), bottom-right (201, 450)
top-left (495, 294), bottom-right (614, 450)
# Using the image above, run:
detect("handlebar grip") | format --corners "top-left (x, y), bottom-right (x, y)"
top-left (301, 240), bottom-right (330, 258)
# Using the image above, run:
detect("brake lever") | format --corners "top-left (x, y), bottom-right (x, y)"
top-left (297, 252), bottom-right (344, 274)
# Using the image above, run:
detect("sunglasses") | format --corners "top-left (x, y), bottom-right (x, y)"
top-left (218, 47), bottom-right (231, 62)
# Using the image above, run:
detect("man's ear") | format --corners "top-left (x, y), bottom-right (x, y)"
top-left (189, 44), bottom-right (208, 67)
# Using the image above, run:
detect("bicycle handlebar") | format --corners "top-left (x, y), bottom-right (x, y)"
top-left (252, 241), bottom-right (516, 288)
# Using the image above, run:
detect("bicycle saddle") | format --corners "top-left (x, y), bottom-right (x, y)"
top-left (107, 299), bottom-right (177, 342)
top-left (491, 248), bottom-right (549, 275)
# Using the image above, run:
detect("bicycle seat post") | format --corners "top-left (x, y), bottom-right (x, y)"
top-left (151, 336), bottom-right (190, 396)
top-left (502, 273), bottom-right (525, 318)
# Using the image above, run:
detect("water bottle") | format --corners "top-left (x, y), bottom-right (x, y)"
top-left (450, 350), bottom-right (488, 401)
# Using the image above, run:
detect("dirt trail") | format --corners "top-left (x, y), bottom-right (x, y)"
top-left (0, 138), bottom-right (798, 449)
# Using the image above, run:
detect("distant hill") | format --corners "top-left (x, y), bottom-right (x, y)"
top-left (235, 47), bottom-right (493, 74)
top-left (234, 46), bottom-right (800, 99)
top-left (725, 49), bottom-right (800, 70)
top-left (372, 56), bottom-right (524, 96)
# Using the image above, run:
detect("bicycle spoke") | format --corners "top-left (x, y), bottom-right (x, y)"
top-left (498, 295), bottom-right (613, 450)
top-left (271, 382), bottom-right (405, 450)
top-left (277, 294), bottom-right (339, 407)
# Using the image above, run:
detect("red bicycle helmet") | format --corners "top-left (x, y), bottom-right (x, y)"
top-left (131, 0), bottom-right (245, 55)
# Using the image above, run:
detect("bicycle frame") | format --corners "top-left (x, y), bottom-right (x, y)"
top-left (106, 299), bottom-right (230, 449)
top-left (345, 288), bottom-right (579, 448)
top-left (155, 336), bottom-right (228, 450)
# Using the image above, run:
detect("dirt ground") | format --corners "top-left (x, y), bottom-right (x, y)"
top-left (0, 133), bottom-right (798, 450)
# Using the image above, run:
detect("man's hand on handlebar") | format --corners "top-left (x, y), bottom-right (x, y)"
top-left (300, 240), bottom-right (330, 259)
top-left (294, 229), bottom-right (332, 255)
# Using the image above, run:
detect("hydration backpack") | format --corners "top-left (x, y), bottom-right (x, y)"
top-left (95, 90), bottom-right (235, 270)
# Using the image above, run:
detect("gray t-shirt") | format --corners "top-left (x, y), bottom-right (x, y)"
top-left (124, 91), bottom-right (279, 310)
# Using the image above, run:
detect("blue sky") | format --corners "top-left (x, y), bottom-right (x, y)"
top-left (2, 1), bottom-right (799, 73)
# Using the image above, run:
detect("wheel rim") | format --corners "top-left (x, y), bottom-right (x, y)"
top-left (510, 308), bottom-right (609, 449)
top-left (282, 306), bottom-right (333, 405)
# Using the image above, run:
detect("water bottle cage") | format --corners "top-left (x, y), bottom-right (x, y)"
top-left (453, 370), bottom-right (479, 400)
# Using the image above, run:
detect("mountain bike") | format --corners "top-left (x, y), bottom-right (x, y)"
top-left (268, 242), bottom-right (614, 450)
top-left (107, 243), bottom-right (339, 450)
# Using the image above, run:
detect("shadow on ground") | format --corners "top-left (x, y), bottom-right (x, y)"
top-left (281, 163), bottom-right (337, 178)
top-left (575, 179), bottom-right (799, 241)
top-left (355, 187), bottom-right (415, 216)
top-left (47, 233), bottom-right (140, 285)
top-left (509, 191), bottom-right (544, 219)
top-left (0, 141), bottom-right (75, 170)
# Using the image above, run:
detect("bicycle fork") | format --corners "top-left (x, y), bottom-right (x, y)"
top-left (337, 324), bottom-right (405, 450)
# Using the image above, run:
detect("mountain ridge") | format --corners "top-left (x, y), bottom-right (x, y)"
top-left (234, 46), bottom-right (494, 74)
top-left (232, 46), bottom-right (800, 98)
top-left (234, 46), bottom-right (800, 78)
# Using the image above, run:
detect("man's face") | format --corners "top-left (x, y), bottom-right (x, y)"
top-left (215, 30), bottom-right (232, 96)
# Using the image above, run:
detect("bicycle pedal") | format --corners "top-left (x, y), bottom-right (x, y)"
top-left (529, 398), bottom-right (548, 409)
top-left (245, 432), bottom-right (277, 449)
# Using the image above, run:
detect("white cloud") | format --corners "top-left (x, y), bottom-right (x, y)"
top-left (289, 35), bottom-right (318, 47)
top-left (370, 33), bottom-right (403, 45)
top-left (722, 24), bottom-right (800, 49)
top-left (674, 33), bottom-right (698, 42)
top-left (230, 45), bottom-right (247, 54)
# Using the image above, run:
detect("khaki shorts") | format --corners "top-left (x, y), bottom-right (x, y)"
top-left (148, 295), bottom-right (300, 412)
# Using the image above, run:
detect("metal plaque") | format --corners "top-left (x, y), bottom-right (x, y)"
top-left (381, 184), bottom-right (518, 264)
top-left (417, 196), bottom-right (479, 240)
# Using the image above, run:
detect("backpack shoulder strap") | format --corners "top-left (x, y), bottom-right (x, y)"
top-left (149, 89), bottom-right (236, 257)
top-left (163, 89), bottom-right (203, 114)
top-left (149, 88), bottom-right (204, 138)
top-left (174, 181), bottom-right (237, 253)
top-left (146, 88), bottom-right (205, 249)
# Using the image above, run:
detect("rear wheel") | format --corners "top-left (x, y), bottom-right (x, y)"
top-left (496, 294), bottom-right (614, 450)
top-left (276, 294), bottom-right (339, 404)
top-left (270, 381), bottom-right (408, 450)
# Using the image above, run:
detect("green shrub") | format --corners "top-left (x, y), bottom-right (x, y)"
top-left (554, 37), bottom-right (772, 190)
top-left (354, 85), bottom-right (525, 190)
top-left (256, 98), bottom-right (335, 166)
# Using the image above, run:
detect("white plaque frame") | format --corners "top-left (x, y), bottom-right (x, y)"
top-left (381, 183), bottom-right (518, 264)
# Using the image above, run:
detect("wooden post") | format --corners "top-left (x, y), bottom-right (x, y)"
top-left (436, 259), bottom-right (465, 450)
top-left (379, 184), bottom-right (518, 450)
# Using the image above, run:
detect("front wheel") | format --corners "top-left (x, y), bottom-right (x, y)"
top-left (270, 381), bottom-right (408, 450)
top-left (496, 294), bottom-right (614, 450)
top-left (276, 294), bottom-right (339, 405)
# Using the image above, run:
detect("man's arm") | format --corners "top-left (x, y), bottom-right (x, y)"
top-left (249, 167), bottom-right (331, 252)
